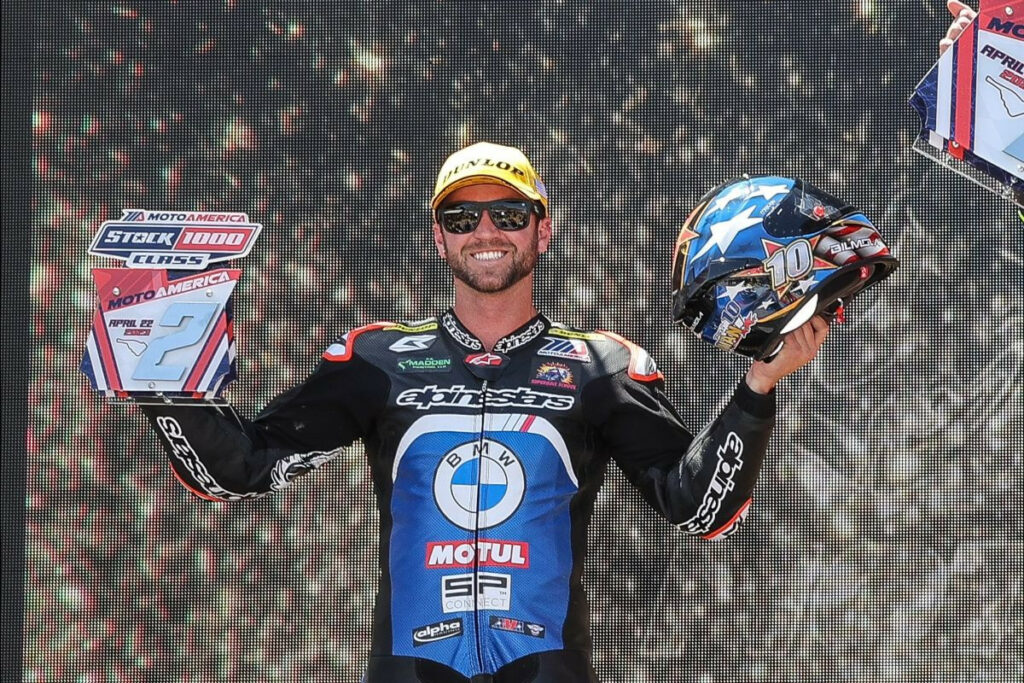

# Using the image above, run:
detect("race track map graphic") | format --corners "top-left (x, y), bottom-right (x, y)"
top-left (18, 2), bottom-right (1022, 682)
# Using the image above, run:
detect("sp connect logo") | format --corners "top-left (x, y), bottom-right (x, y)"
top-left (433, 439), bottom-right (525, 531)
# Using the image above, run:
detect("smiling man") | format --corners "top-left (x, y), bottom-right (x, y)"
top-left (140, 141), bottom-right (828, 683)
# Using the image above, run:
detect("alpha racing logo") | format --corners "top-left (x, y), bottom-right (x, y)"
top-left (678, 431), bottom-right (745, 535)
top-left (396, 385), bottom-right (574, 411)
top-left (412, 618), bottom-right (463, 647)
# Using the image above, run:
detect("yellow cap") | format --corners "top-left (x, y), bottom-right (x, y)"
top-left (431, 142), bottom-right (548, 214)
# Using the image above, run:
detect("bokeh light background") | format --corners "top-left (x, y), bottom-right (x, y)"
top-left (23, 2), bottom-right (1022, 681)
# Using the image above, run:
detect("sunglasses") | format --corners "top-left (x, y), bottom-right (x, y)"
top-left (436, 199), bottom-right (543, 234)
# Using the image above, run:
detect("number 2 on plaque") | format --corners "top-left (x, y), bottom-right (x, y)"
top-left (132, 301), bottom-right (220, 381)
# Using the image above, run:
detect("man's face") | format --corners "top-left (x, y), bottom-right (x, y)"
top-left (433, 183), bottom-right (551, 294)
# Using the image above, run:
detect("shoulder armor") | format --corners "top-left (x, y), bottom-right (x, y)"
top-left (594, 330), bottom-right (664, 383)
top-left (322, 322), bottom-right (395, 362)
top-left (322, 318), bottom-right (440, 362)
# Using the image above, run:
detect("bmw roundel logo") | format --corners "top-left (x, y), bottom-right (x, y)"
top-left (433, 439), bottom-right (525, 530)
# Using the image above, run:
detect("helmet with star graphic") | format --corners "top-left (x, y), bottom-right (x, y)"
top-left (670, 175), bottom-right (899, 360)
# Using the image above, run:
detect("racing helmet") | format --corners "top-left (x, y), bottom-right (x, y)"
top-left (671, 175), bottom-right (899, 360)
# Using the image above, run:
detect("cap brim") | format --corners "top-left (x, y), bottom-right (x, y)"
top-left (431, 174), bottom-right (543, 209)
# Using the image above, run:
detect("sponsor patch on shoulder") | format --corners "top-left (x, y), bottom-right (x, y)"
top-left (536, 337), bottom-right (591, 363)
top-left (388, 321), bottom-right (438, 334)
top-left (546, 327), bottom-right (601, 341)
top-left (531, 362), bottom-right (576, 390)
top-left (389, 334), bottom-right (436, 352)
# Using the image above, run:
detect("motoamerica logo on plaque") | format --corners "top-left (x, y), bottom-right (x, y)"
top-left (80, 210), bottom-right (262, 403)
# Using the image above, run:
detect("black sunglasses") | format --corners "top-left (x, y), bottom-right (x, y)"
top-left (436, 199), bottom-right (543, 234)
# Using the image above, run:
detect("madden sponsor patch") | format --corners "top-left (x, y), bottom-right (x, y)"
top-left (389, 334), bottom-right (437, 353)
top-left (397, 357), bottom-right (452, 373)
top-left (489, 616), bottom-right (546, 639)
top-left (712, 300), bottom-right (757, 352)
top-left (531, 361), bottom-right (576, 390)
top-left (536, 337), bottom-right (591, 363)
top-left (412, 618), bottom-right (463, 646)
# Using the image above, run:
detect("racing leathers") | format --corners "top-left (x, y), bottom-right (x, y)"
top-left (139, 309), bottom-right (775, 681)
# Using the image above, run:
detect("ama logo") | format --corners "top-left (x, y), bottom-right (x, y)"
top-left (433, 439), bottom-right (525, 530)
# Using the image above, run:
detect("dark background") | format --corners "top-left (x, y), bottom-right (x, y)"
top-left (11, 1), bottom-right (1022, 681)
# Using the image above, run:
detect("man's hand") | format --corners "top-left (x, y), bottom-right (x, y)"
top-left (744, 316), bottom-right (829, 394)
top-left (939, 1), bottom-right (977, 56)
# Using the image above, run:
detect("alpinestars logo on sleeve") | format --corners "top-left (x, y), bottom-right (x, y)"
top-left (677, 431), bottom-right (744, 535)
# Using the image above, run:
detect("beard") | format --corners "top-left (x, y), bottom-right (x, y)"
top-left (442, 230), bottom-right (540, 294)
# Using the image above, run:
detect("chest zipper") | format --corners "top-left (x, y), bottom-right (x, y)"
top-left (473, 378), bottom-right (489, 673)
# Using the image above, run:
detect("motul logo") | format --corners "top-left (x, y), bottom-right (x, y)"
top-left (426, 540), bottom-right (530, 569)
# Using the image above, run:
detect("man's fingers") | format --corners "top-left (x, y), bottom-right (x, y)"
top-left (789, 326), bottom-right (810, 353)
top-left (789, 321), bottom-right (815, 354)
top-left (810, 317), bottom-right (829, 347)
top-left (784, 317), bottom-right (828, 356)
top-left (946, 1), bottom-right (972, 18)
top-left (946, 18), bottom-right (970, 41)
top-left (941, 3), bottom-right (976, 55)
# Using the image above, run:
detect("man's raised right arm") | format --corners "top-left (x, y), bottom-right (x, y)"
top-left (138, 346), bottom-right (390, 502)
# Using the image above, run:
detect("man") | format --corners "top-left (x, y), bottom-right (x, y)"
top-left (140, 141), bottom-right (827, 683)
